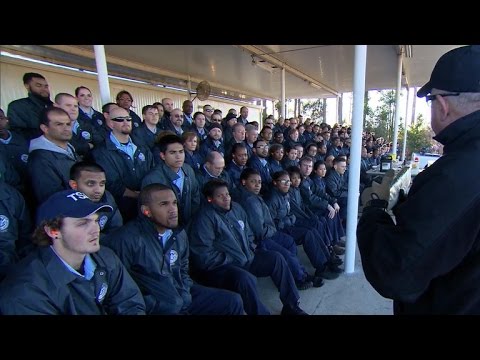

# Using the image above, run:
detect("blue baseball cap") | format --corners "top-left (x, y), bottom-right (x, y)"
top-left (417, 45), bottom-right (480, 97)
top-left (36, 190), bottom-right (112, 225)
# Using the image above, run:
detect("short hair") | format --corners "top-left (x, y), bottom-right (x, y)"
top-left (299, 156), bottom-right (314, 166)
top-left (231, 142), bottom-right (247, 154)
top-left (139, 183), bottom-right (172, 206)
top-left (54, 92), bottom-right (75, 104)
top-left (286, 166), bottom-right (301, 178)
top-left (271, 170), bottom-right (289, 181)
top-left (313, 160), bottom-right (326, 171)
top-left (102, 102), bottom-right (117, 113)
top-left (269, 143), bottom-right (283, 155)
top-left (205, 150), bottom-right (222, 164)
top-left (157, 134), bottom-right (183, 153)
top-left (253, 139), bottom-right (267, 148)
top-left (40, 106), bottom-right (69, 126)
top-left (142, 105), bottom-right (157, 115)
top-left (240, 168), bottom-right (260, 182)
top-left (333, 156), bottom-right (347, 165)
top-left (202, 179), bottom-right (228, 198)
top-left (23, 72), bottom-right (45, 85)
top-left (70, 161), bottom-right (105, 181)
top-left (74, 86), bottom-right (91, 97)
top-left (228, 108), bottom-right (237, 114)
top-left (116, 90), bottom-right (133, 102)
top-left (213, 109), bottom-right (222, 115)
top-left (193, 111), bottom-right (204, 121)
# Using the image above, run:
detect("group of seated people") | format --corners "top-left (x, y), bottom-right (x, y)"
top-left (0, 71), bottom-right (366, 315)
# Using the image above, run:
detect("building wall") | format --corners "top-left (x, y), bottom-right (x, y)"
top-left (0, 56), bottom-right (263, 122)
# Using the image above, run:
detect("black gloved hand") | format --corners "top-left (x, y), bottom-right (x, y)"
top-left (365, 193), bottom-right (388, 210)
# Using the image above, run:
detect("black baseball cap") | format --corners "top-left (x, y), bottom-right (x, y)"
top-left (417, 45), bottom-right (480, 98)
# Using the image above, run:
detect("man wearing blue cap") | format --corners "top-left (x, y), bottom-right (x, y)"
top-left (0, 190), bottom-right (146, 315)
top-left (357, 45), bottom-right (480, 314)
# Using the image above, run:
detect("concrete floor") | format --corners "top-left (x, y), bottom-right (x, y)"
top-left (256, 243), bottom-right (393, 315)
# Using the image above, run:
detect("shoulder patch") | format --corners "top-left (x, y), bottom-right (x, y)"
top-left (0, 215), bottom-right (9, 232)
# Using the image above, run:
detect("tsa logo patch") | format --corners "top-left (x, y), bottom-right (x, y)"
top-left (169, 249), bottom-right (178, 265)
top-left (98, 215), bottom-right (108, 230)
top-left (81, 131), bottom-right (91, 140)
top-left (21, 154), bottom-right (29, 163)
top-left (138, 153), bottom-right (145, 161)
top-left (97, 119), bottom-right (103, 126)
top-left (97, 283), bottom-right (108, 303)
top-left (237, 220), bottom-right (245, 230)
top-left (0, 215), bottom-right (9, 232)
top-left (134, 122), bottom-right (139, 128)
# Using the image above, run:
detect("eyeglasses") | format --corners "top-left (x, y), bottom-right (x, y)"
top-left (205, 109), bottom-right (214, 112)
top-left (278, 179), bottom-right (291, 185)
top-left (111, 116), bottom-right (132, 122)
top-left (425, 93), bottom-right (460, 103)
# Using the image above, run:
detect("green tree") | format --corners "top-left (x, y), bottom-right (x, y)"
top-left (303, 98), bottom-right (325, 122)
top-left (406, 114), bottom-right (434, 156)
top-left (364, 90), bottom-right (396, 141)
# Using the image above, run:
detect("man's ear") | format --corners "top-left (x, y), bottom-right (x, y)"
top-left (44, 226), bottom-right (59, 239)
top-left (69, 180), bottom-right (78, 190)
top-left (159, 152), bottom-right (166, 161)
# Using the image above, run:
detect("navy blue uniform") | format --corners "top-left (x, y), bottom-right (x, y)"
top-left (0, 246), bottom-right (146, 315)
top-left (104, 215), bottom-right (243, 315)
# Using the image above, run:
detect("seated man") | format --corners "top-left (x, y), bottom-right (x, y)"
top-left (0, 190), bottom-right (146, 315)
top-left (188, 179), bottom-right (308, 315)
top-left (68, 161), bottom-right (123, 237)
top-left (0, 180), bottom-right (32, 280)
top-left (103, 184), bottom-right (244, 315)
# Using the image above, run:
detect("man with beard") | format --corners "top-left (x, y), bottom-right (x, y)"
top-left (7, 73), bottom-right (54, 140)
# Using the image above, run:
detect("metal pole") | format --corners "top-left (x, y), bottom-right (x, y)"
top-left (391, 51), bottom-right (403, 158)
top-left (281, 67), bottom-right (286, 119)
top-left (401, 87), bottom-right (410, 162)
top-left (344, 45), bottom-right (367, 274)
top-left (93, 45), bottom-right (111, 105)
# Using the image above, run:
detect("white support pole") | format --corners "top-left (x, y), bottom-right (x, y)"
top-left (345, 45), bottom-right (367, 274)
top-left (401, 87), bottom-right (410, 162)
top-left (391, 52), bottom-right (403, 158)
top-left (281, 67), bottom-right (286, 119)
top-left (187, 75), bottom-right (192, 101)
top-left (337, 94), bottom-right (343, 125)
top-left (93, 45), bottom-right (111, 105)
top-left (411, 86), bottom-right (417, 125)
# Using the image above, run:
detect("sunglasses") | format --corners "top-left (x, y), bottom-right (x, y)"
top-left (111, 116), bottom-right (132, 122)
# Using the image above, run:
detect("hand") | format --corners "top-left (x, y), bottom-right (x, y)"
top-left (327, 204), bottom-right (336, 219)
top-left (333, 203), bottom-right (340, 213)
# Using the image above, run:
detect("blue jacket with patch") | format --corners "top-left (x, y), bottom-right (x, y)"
top-left (189, 202), bottom-right (255, 271)
top-left (92, 137), bottom-right (154, 200)
top-left (141, 162), bottom-right (200, 227)
top-left (7, 93), bottom-right (53, 140)
top-left (0, 181), bottom-right (32, 280)
top-left (0, 246), bottom-right (146, 315)
top-left (103, 215), bottom-right (193, 315)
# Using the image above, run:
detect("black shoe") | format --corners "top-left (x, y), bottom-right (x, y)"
top-left (312, 276), bottom-right (325, 287)
top-left (281, 303), bottom-right (309, 315)
top-left (315, 266), bottom-right (341, 280)
top-left (337, 239), bottom-right (346, 247)
top-left (333, 245), bottom-right (345, 255)
top-left (295, 279), bottom-right (313, 290)
top-left (330, 255), bottom-right (343, 265)
top-left (328, 263), bottom-right (343, 273)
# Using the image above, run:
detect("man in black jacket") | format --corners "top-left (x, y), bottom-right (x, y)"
top-left (7, 72), bottom-right (53, 140)
top-left (104, 184), bottom-right (244, 315)
top-left (357, 45), bottom-right (480, 314)
top-left (0, 189), bottom-right (145, 315)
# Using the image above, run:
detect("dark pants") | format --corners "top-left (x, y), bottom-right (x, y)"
top-left (187, 284), bottom-right (244, 315)
top-left (262, 232), bottom-right (307, 282)
top-left (283, 225), bottom-right (329, 270)
top-left (198, 249), bottom-right (299, 315)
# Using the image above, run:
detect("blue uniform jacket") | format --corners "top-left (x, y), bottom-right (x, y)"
top-left (189, 202), bottom-right (255, 271)
top-left (103, 216), bottom-right (193, 315)
top-left (92, 137), bottom-right (154, 200)
top-left (0, 246), bottom-right (146, 315)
